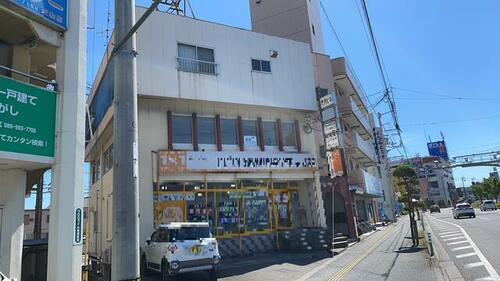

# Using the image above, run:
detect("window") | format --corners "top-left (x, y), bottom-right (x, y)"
top-left (92, 160), bottom-right (100, 184)
top-left (46, 214), bottom-right (50, 223)
top-left (221, 119), bottom-right (238, 145)
top-left (198, 117), bottom-right (215, 145)
top-left (242, 120), bottom-right (258, 146)
top-left (262, 121), bottom-right (277, 146)
top-left (177, 44), bottom-right (217, 74)
top-left (251, 59), bottom-right (271, 73)
top-left (282, 122), bottom-right (297, 147)
top-left (172, 115), bottom-right (192, 144)
top-left (429, 181), bottom-right (439, 188)
top-left (102, 144), bottom-right (113, 175)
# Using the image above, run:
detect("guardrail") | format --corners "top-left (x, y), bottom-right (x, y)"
top-left (176, 57), bottom-right (219, 75)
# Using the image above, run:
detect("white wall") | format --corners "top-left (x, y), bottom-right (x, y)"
top-left (135, 7), bottom-right (317, 111)
top-left (0, 169), bottom-right (26, 281)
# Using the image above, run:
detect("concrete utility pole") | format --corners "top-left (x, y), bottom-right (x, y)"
top-left (46, 0), bottom-right (87, 280)
top-left (112, 0), bottom-right (140, 280)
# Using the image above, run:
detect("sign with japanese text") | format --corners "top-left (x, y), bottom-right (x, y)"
top-left (8, 0), bottom-right (67, 30)
top-left (319, 94), bottom-right (335, 109)
top-left (326, 148), bottom-right (344, 178)
top-left (427, 141), bottom-right (449, 161)
top-left (0, 76), bottom-right (56, 158)
top-left (158, 151), bottom-right (316, 173)
top-left (73, 208), bottom-right (83, 245)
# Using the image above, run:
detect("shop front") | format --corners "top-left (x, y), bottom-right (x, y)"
top-left (153, 150), bottom-right (325, 256)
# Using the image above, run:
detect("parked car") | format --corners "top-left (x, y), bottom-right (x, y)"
top-left (453, 203), bottom-right (476, 219)
top-left (141, 222), bottom-right (220, 281)
top-left (429, 205), bottom-right (441, 213)
top-left (480, 200), bottom-right (497, 211)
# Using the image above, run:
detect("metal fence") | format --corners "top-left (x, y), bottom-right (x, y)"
top-left (176, 57), bottom-right (219, 75)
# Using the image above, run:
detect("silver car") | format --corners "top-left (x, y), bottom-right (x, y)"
top-left (453, 203), bottom-right (476, 219)
top-left (480, 200), bottom-right (497, 211)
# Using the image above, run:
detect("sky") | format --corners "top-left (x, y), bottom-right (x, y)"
top-left (26, 0), bottom-right (500, 207)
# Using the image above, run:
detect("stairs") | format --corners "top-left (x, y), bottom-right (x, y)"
top-left (333, 233), bottom-right (349, 249)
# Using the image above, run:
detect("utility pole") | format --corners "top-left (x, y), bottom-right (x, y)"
top-left (112, 0), bottom-right (140, 280)
top-left (34, 173), bottom-right (43, 240)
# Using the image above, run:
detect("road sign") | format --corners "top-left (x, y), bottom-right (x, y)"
top-left (8, 0), bottom-right (67, 30)
top-left (73, 208), bottom-right (83, 245)
top-left (0, 75), bottom-right (57, 158)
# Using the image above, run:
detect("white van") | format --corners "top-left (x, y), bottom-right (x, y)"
top-left (141, 222), bottom-right (220, 281)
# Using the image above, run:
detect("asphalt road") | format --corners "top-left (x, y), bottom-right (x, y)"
top-left (428, 207), bottom-right (500, 281)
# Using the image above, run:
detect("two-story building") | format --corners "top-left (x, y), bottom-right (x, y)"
top-left (85, 7), bottom-right (329, 276)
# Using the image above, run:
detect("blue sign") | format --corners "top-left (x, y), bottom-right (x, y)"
top-left (9, 0), bottom-right (67, 30)
top-left (427, 141), bottom-right (449, 161)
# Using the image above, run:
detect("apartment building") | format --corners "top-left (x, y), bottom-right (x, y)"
top-left (249, 0), bottom-right (388, 235)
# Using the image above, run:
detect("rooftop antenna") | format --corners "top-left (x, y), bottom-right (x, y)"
top-left (158, 0), bottom-right (196, 18)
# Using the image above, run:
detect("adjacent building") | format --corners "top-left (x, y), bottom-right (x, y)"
top-left (391, 156), bottom-right (457, 207)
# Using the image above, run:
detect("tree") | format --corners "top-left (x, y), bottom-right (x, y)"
top-left (393, 164), bottom-right (420, 246)
top-left (481, 178), bottom-right (500, 200)
top-left (471, 183), bottom-right (485, 200)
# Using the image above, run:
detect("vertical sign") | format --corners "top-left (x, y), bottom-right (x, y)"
top-left (0, 75), bottom-right (57, 158)
top-left (73, 208), bottom-right (83, 245)
top-left (316, 87), bottom-right (344, 178)
top-left (427, 141), bottom-right (449, 161)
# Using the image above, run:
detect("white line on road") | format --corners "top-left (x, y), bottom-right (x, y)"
top-left (476, 277), bottom-right (497, 281)
top-left (441, 233), bottom-right (464, 238)
top-left (456, 252), bottom-right (478, 259)
top-left (447, 240), bottom-right (469, 246)
top-left (430, 216), bottom-right (500, 281)
top-left (452, 245), bottom-right (474, 251)
top-left (444, 236), bottom-right (465, 241)
top-left (465, 262), bottom-right (484, 269)
top-left (440, 230), bottom-right (460, 235)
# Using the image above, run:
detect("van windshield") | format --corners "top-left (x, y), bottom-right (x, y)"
top-left (170, 227), bottom-right (212, 241)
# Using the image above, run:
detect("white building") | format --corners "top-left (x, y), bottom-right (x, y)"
top-left (85, 7), bottom-right (328, 278)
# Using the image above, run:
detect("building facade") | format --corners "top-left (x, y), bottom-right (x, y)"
top-left (85, 8), bottom-right (331, 276)
top-left (391, 156), bottom-right (457, 207)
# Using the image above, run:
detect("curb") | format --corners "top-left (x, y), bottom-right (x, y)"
top-left (426, 215), bottom-right (465, 281)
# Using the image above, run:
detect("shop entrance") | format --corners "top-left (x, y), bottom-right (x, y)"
top-left (153, 181), bottom-right (299, 238)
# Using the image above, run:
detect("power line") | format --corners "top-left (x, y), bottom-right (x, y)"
top-left (393, 86), bottom-right (500, 102)
top-left (319, 1), bottom-right (378, 112)
top-left (402, 114), bottom-right (500, 127)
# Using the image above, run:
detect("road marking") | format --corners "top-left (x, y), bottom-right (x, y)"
top-left (452, 245), bottom-right (473, 251)
top-left (480, 218), bottom-right (492, 221)
top-left (447, 240), bottom-right (469, 246)
top-left (439, 230), bottom-right (461, 235)
top-left (465, 262), bottom-right (484, 269)
top-left (444, 236), bottom-right (465, 241)
top-left (430, 216), bottom-right (500, 281)
top-left (441, 233), bottom-right (464, 238)
top-left (476, 277), bottom-right (497, 281)
top-left (457, 252), bottom-right (478, 259)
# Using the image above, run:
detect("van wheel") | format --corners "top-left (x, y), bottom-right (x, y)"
top-left (140, 256), bottom-right (150, 277)
top-left (161, 261), bottom-right (174, 281)
top-left (209, 268), bottom-right (218, 281)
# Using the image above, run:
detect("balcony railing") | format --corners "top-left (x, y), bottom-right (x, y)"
top-left (344, 130), bottom-right (376, 164)
top-left (349, 169), bottom-right (383, 197)
top-left (176, 57), bottom-right (219, 75)
top-left (338, 94), bottom-right (372, 138)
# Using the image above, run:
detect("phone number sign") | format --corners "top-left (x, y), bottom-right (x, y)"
top-left (8, 0), bottom-right (67, 30)
top-left (0, 76), bottom-right (56, 158)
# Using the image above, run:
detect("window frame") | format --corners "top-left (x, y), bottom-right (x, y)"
top-left (177, 43), bottom-right (216, 63)
top-left (197, 115), bottom-right (217, 151)
top-left (241, 119), bottom-right (260, 151)
top-left (281, 121), bottom-right (298, 151)
top-left (262, 120), bottom-right (279, 151)
top-left (251, 58), bottom-right (272, 74)
top-left (171, 113), bottom-right (194, 150)
top-left (219, 117), bottom-right (239, 150)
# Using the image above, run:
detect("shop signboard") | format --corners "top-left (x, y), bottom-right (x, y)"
top-left (6, 0), bottom-right (67, 30)
top-left (319, 94), bottom-right (335, 109)
top-left (321, 107), bottom-right (336, 123)
top-left (158, 150), bottom-right (186, 174)
top-left (187, 152), bottom-right (316, 171)
top-left (0, 75), bottom-right (56, 160)
top-left (323, 119), bottom-right (337, 136)
top-left (427, 141), bottom-right (449, 161)
top-left (325, 134), bottom-right (339, 150)
top-left (326, 148), bottom-right (344, 177)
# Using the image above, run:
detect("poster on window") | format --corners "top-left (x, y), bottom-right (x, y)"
top-left (243, 136), bottom-right (257, 146)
